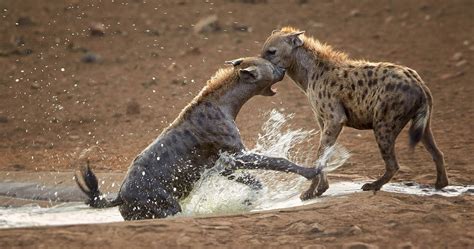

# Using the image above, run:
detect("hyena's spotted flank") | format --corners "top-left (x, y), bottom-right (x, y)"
top-left (262, 27), bottom-right (448, 200)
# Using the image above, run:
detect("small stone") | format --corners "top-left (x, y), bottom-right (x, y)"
top-left (451, 52), bottom-right (463, 61)
top-left (144, 29), bottom-right (160, 36)
top-left (469, 46), bottom-right (474, 51)
top-left (194, 15), bottom-right (220, 34)
top-left (89, 22), bottom-right (106, 36)
top-left (232, 23), bottom-right (252, 32)
top-left (67, 42), bottom-right (88, 53)
top-left (0, 116), bottom-right (8, 123)
top-left (69, 135), bottom-right (80, 141)
top-left (30, 82), bottom-right (40, 89)
top-left (342, 242), bottom-right (379, 249)
top-left (309, 223), bottom-right (325, 233)
top-left (455, 60), bottom-right (467, 67)
top-left (385, 16), bottom-right (394, 23)
top-left (349, 9), bottom-right (360, 17)
top-left (16, 16), bottom-right (34, 26)
top-left (126, 99), bottom-right (140, 115)
top-left (81, 53), bottom-right (101, 63)
top-left (167, 63), bottom-right (178, 72)
top-left (419, 4), bottom-right (430, 11)
top-left (348, 225), bottom-right (362, 235)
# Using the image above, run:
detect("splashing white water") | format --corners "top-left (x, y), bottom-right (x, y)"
top-left (180, 109), bottom-right (350, 216)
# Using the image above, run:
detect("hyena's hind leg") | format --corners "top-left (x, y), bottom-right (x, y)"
top-left (362, 120), bottom-right (406, 191)
top-left (421, 122), bottom-right (448, 189)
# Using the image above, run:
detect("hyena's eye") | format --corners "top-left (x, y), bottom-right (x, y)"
top-left (266, 47), bottom-right (277, 56)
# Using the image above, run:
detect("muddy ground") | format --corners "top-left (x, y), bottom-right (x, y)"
top-left (0, 0), bottom-right (473, 248)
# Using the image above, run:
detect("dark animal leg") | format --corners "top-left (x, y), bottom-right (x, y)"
top-left (300, 122), bottom-right (342, 200)
top-left (230, 152), bottom-right (320, 180)
top-left (421, 122), bottom-right (448, 189)
top-left (301, 104), bottom-right (346, 200)
top-left (362, 125), bottom-right (401, 191)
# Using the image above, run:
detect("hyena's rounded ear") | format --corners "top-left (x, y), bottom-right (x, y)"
top-left (286, 31), bottom-right (305, 48)
top-left (239, 66), bottom-right (258, 82)
top-left (225, 58), bottom-right (244, 67)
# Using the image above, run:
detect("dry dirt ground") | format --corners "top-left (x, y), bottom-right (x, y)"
top-left (0, 0), bottom-right (473, 248)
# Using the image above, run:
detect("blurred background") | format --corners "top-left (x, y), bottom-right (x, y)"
top-left (0, 0), bottom-right (472, 187)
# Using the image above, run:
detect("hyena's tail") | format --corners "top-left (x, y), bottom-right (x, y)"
top-left (75, 161), bottom-right (123, 208)
top-left (409, 96), bottom-right (430, 149)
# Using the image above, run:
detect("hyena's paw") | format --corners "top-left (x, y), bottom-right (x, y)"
top-left (300, 189), bottom-right (316, 201)
top-left (299, 185), bottom-right (328, 201)
top-left (361, 182), bottom-right (382, 191)
top-left (435, 177), bottom-right (448, 190)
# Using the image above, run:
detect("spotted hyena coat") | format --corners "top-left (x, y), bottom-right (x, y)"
top-left (76, 57), bottom-right (321, 220)
top-left (261, 27), bottom-right (448, 200)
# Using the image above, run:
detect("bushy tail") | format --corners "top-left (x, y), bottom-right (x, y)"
top-left (409, 103), bottom-right (429, 149)
top-left (75, 161), bottom-right (122, 208)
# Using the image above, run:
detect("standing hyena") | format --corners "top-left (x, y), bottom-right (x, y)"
top-left (76, 57), bottom-right (322, 220)
top-left (261, 27), bottom-right (448, 200)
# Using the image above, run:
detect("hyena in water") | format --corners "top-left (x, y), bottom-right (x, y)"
top-left (76, 57), bottom-right (322, 220)
top-left (261, 27), bottom-right (448, 200)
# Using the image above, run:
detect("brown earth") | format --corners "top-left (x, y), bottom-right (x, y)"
top-left (0, 0), bottom-right (473, 248)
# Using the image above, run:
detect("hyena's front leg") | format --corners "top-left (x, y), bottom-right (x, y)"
top-left (300, 105), bottom-right (346, 200)
top-left (230, 152), bottom-right (320, 180)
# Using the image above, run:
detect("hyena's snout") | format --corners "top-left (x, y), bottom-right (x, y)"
top-left (273, 66), bottom-right (286, 81)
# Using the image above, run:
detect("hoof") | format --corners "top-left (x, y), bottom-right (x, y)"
top-left (361, 182), bottom-right (381, 191)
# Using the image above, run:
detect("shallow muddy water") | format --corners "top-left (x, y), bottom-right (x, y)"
top-left (1, 180), bottom-right (472, 228)
top-left (0, 110), bottom-right (472, 228)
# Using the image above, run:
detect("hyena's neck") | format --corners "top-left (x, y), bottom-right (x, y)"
top-left (288, 47), bottom-right (344, 93)
top-left (211, 82), bottom-right (257, 119)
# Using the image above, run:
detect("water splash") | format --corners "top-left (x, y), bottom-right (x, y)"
top-left (180, 109), bottom-right (350, 216)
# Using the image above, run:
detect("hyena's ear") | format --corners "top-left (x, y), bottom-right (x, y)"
top-left (239, 66), bottom-right (259, 82)
top-left (225, 58), bottom-right (244, 66)
top-left (286, 31), bottom-right (305, 48)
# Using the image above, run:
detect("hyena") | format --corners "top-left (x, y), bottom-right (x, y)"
top-left (76, 57), bottom-right (322, 220)
top-left (261, 27), bottom-right (448, 200)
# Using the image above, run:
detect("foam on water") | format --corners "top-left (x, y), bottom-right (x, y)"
top-left (0, 110), bottom-right (472, 228)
